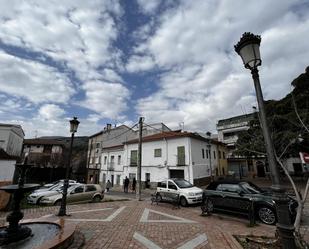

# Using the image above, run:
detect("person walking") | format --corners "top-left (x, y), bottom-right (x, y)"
top-left (132, 177), bottom-right (136, 193)
top-left (106, 180), bottom-right (112, 193)
top-left (124, 176), bottom-right (130, 193)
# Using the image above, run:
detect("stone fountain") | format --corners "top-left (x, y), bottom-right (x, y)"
top-left (0, 160), bottom-right (79, 248)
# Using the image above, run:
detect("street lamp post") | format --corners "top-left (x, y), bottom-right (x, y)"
top-left (235, 33), bottom-right (296, 248)
top-left (58, 117), bottom-right (80, 216)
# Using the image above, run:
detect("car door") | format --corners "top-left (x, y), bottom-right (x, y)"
top-left (218, 184), bottom-right (251, 213)
top-left (85, 185), bottom-right (97, 201)
top-left (157, 181), bottom-right (168, 200)
top-left (167, 180), bottom-right (179, 199)
top-left (67, 185), bottom-right (85, 203)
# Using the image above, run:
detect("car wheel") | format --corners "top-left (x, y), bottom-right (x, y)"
top-left (36, 197), bottom-right (42, 205)
top-left (180, 196), bottom-right (188, 207)
top-left (258, 206), bottom-right (276, 225)
top-left (156, 193), bottom-right (162, 202)
top-left (54, 200), bottom-right (62, 206)
top-left (93, 195), bottom-right (102, 203)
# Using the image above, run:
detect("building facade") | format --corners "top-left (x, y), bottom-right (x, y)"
top-left (88, 123), bottom-right (171, 184)
top-left (100, 131), bottom-right (228, 188)
top-left (0, 123), bottom-right (24, 157)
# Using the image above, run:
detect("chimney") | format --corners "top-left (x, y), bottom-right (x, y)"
top-left (106, 124), bottom-right (112, 130)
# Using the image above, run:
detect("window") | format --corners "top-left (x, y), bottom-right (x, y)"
top-left (110, 155), bottom-right (114, 163)
top-left (219, 151), bottom-right (221, 159)
top-left (104, 156), bottom-right (107, 165)
top-left (118, 155), bottom-right (121, 165)
top-left (213, 151), bottom-right (216, 159)
top-left (202, 149), bottom-right (205, 159)
top-left (116, 175), bottom-right (121, 185)
top-left (217, 184), bottom-right (241, 193)
top-left (36, 145), bottom-right (40, 148)
top-left (96, 142), bottom-right (100, 148)
top-left (177, 146), bottom-right (185, 166)
top-left (168, 181), bottom-right (177, 190)
top-left (73, 186), bottom-right (84, 194)
top-left (154, 148), bottom-right (162, 157)
top-left (206, 149), bottom-right (209, 159)
top-left (85, 185), bottom-right (97, 192)
top-left (130, 150), bottom-right (138, 166)
top-left (158, 181), bottom-right (167, 188)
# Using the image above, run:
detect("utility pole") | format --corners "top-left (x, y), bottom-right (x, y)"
top-left (137, 117), bottom-right (144, 201)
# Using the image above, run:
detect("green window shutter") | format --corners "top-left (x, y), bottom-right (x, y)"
top-left (130, 150), bottom-right (137, 166)
top-left (177, 146), bottom-right (185, 166)
top-left (154, 148), bottom-right (162, 157)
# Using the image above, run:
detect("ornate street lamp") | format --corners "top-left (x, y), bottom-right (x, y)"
top-left (58, 117), bottom-right (79, 216)
top-left (235, 33), bottom-right (296, 248)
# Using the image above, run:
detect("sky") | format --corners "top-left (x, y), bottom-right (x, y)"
top-left (0, 0), bottom-right (308, 138)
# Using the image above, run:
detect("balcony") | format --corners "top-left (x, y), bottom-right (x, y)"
top-left (177, 155), bottom-right (186, 166)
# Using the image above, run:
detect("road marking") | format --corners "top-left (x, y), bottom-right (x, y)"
top-left (69, 208), bottom-right (113, 214)
top-left (104, 206), bottom-right (126, 221)
top-left (177, 234), bottom-right (208, 249)
top-left (67, 206), bottom-right (126, 222)
top-left (133, 232), bottom-right (162, 249)
top-left (133, 232), bottom-right (208, 249)
top-left (140, 208), bottom-right (196, 223)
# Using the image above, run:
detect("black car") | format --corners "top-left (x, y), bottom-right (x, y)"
top-left (202, 180), bottom-right (297, 225)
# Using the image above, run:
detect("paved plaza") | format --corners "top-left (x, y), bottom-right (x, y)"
top-left (0, 199), bottom-right (277, 249)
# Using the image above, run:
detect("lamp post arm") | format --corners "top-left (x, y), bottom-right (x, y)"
top-left (251, 68), bottom-right (280, 188)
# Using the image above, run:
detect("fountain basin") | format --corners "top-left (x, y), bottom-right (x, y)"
top-left (0, 219), bottom-right (76, 249)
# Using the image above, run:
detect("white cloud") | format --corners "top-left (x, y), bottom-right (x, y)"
top-left (0, 52), bottom-right (75, 104)
top-left (38, 104), bottom-right (65, 120)
top-left (136, 0), bottom-right (162, 14)
top-left (80, 81), bottom-right (130, 120)
top-left (132, 0), bottom-right (309, 132)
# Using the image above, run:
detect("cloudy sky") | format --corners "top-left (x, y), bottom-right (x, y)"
top-left (0, 0), bottom-right (308, 138)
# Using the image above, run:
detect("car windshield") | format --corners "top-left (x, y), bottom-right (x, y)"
top-left (173, 179), bottom-right (193, 188)
top-left (241, 182), bottom-right (262, 194)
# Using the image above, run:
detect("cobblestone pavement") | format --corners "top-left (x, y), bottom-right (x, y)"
top-left (0, 200), bottom-right (276, 249)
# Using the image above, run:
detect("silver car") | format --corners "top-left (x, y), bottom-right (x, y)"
top-left (27, 183), bottom-right (80, 205)
top-left (40, 184), bottom-right (104, 206)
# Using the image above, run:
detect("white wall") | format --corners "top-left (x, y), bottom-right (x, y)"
top-left (123, 137), bottom-right (191, 183)
top-left (0, 126), bottom-right (24, 156)
top-left (0, 160), bottom-right (16, 181)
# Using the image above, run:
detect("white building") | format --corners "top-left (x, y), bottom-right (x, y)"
top-left (89, 123), bottom-right (171, 185)
top-left (0, 123), bottom-right (24, 157)
top-left (217, 113), bottom-right (255, 150)
top-left (0, 149), bottom-right (17, 182)
top-left (99, 131), bottom-right (225, 188)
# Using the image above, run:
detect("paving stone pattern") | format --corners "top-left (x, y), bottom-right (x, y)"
top-left (0, 200), bottom-right (277, 249)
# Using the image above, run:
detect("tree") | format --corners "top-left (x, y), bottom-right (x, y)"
top-left (235, 66), bottom-right (309, 246)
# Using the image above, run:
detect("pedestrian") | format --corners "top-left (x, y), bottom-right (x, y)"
top-left (106, 180), bottom-right (112, 193)
top-left (124, 176), bottom-right (130, 193)
top-left (132, 177), bottom-right (136, 193)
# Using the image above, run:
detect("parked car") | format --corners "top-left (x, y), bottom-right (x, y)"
top-left (42, 179), bottom-right (77, 189)
top-left (157, 178), bottom-right (203, 206)
top-left (202, 180), bottom-right (298, 225)
top-left (27, 183), bottom-right (80, 205)
top-left (40, 184), bottom-right (104, 206)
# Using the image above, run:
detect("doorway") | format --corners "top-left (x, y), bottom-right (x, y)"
top-left (256, 161), bottom-right (265, 177)
top-left (145, 173), bottom-right (150, 188)
top-left (169, 170), bottom-right (184, 179)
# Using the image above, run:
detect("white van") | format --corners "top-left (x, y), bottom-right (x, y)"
top-left (156, 178), bottom-right (203, 206)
